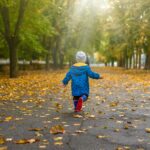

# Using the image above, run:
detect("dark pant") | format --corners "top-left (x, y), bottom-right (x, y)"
top-left (73, 95), bottom-right (88, 108)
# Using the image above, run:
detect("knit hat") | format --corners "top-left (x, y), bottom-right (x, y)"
top-left (76, 51), bottom-right (86, 63)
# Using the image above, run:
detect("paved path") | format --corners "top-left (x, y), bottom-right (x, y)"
top-left (0, 69), bottom-right (150, 150)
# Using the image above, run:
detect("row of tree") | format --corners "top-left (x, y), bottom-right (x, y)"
top-left (98, 0), bottom-right (150, 69)
top-left (0, 0), bottom-right (150, 78)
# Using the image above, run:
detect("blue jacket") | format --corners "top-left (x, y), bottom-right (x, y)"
top-left (62, 63), bottom-right (100, 96)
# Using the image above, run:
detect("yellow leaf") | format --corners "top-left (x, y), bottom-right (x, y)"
top-left (124, 125), bottom-right (129, 130)
top-left (73, 123), bottom-right (80, 126)
top-left (0, 137), bottom-right (5, 145)
top-left (14, 138), bottom-right (39, 144)
top-left (55, 103), bottom-right (62, 109)
top-left (28, 128), bottom-right (43, 131)
top-left (116, 147), bottom-right (125, 150)
top-left (53, 117), bottom-right (60, 120)
top-left (53, 137), bottom-right (63, 141)
top-left (114, 129), bottom-right (120, 132)
top-left (73, 114), bottom-right (83, 118)
top-left (50, 125), bottom-right (65, 134)
top-left (87, 115), bottom-right (95, 118)
top-left (109, 101), bottom-right (119, 107)
top-left (4, 116), bottom-right (13, 122)
top-left (14, 139), bottom-right (29, 144)
top-left (75, 130), bottom-right (85, 134)
top-left (28, 138), bottom-right (40, 144)
top-left (145, 128), bottom-right (150, 133)
top-left (54, 141), bottom-right (63, 145)
top-left (0, 146), bottom-right (7, 150)
top-left (116, 146), bottom-right (130, 150)
top-left (97, 135), bottom-right (108, 139)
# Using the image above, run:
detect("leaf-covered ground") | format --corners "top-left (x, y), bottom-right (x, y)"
top-left (0, 68), bottom-right (150, 150)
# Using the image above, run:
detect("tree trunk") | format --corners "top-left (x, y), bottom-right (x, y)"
top-left (9, 43), bottom-right (18, 78)
top-left (145, 51), bottom-right (150, 70)
top-left (133, 50), bottom-right (136, 69)
top-left (45, 52), bottom-right (50, 70)
top-left (111, 60), bottom-right (114, 67)
top-left (118, 54), bottom-right (123, 67)
top-left (44, 37), bottom-right (51, 71)
top-left (125, 57), bottom-right (129, 69)
top-left (135, 49), bottom-right (138, 69)
top-left (59, 49), bottom-right (64, 69)
top-left (52, 36), bottom-right (60, 69)
top-left (129, 56), bottom-right (132, 69)
top-left (123, 49), bottom-right (127, 68)
top-left (138, 49), bottom-right (141, 69)
top-left (1, 0), bottom-right (28, 78)
top-left (52, 47), bottom-right (58, 69)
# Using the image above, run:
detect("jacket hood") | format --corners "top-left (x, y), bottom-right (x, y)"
top-left (70, 65), bottom-right (88, 76)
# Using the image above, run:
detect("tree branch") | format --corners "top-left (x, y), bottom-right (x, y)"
top-left (0, 5), bottom-right (10, 42)
top-left (14, 0), bottom-right (29, 38)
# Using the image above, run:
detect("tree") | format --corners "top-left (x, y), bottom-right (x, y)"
top-left (0, 0), bottom-right (29, 77)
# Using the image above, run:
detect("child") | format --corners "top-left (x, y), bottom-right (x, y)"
top-left (62, 51), bottom-right (102, 112)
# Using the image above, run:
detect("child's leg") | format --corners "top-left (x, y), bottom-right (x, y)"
top-left (73, 100), bottom-right (78, 108)
top-left (73, 96), bottom-right (80, 109)
top-left (76, 95), bottom-right (88, 111)
top-left (81, 95), bottom-right (88, 102)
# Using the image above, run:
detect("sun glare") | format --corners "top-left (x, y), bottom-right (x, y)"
top-left (66, 0), bottom-right (111, 49)
top-left (74, 0), bottom-right (110, 12)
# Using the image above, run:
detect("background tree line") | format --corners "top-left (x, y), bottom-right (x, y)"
top-left (0, 0), bottom-right (150, 78)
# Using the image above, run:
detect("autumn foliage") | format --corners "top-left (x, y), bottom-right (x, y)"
top-left (0, 68), bottom-right (150, 149)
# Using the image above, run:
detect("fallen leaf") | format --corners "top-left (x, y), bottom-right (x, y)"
top-left (114, 129), bottom-right (120, 132)
top-left (54, 141), bottom-right (63, 145)
top-left (73, 123), bottom-right (80, 126)
top-left (14, 138), bottom-right (40, 144)
top-left (98, 111), bottom-right (103, 114)
top-left (0, 137), bottom-right (5, 145)
top-left (116, 147), bottom-right (128, 150)
top-left (127, 121), bottom-right (132, 124)
top-left (53, 117), bottom-right (60, 120)
top-left (53, 137), bottom-right (63, 141)
top-left (124, 125), bottom-right (129, 130)
top-left (116, 120), bottom-right (123, 124)
top-left (109, 101), bottom-right (119, 107)
top-left (145, 128), bottom-right (150, 133)
top-left (103, 126), bottom-right (108, 129)
top-left (4, 116), bottom-right (13, 122)
top-left (39, 145), bottom-right (47, 149)
top-left (28, 138), bottom-right (40, 144)
top-left (6, 138), bottom-right (13, 142)
top-left (55, 103), bottom-right (62, 109)
top-left (0, 147), bottom-right (7, 150)
top-left (35, 132), bottom-right (43, 137)
top-left (28, 128), bottom-right (43, 131)
top-left (73, 114), bottom-right (83, 118)
top-left (117, 146), bottom-right (130, 150)
top-left (97, 135), bottom-right (108, 139)
top-left (75, 130), bottom-right (85, 134)
top-left (50, 125), bottom-right (65, 134)
top-left (109, 117), bottom-right (115, 120)
top-left (14, 139), bottom-right (29, 144)
top-left (87, 115), bottom-right (95, 118)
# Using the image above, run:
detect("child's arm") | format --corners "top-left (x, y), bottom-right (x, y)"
top-left (62, 71), bottom-right (72, 85)
top-left (87, 66), bottom-right (100, 79)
